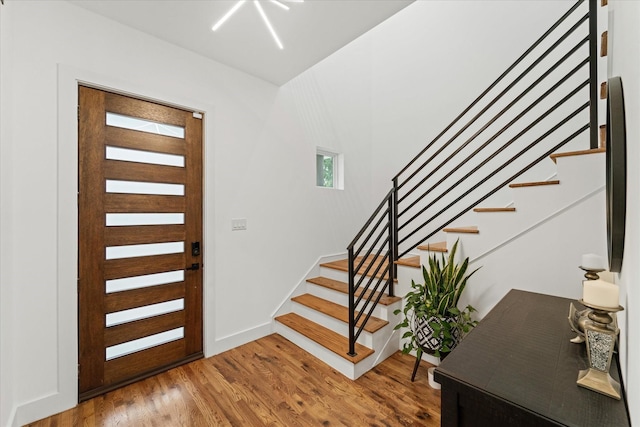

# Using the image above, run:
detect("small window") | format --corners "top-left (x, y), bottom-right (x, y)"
top-left (316, 148), bottom-right (343, 189)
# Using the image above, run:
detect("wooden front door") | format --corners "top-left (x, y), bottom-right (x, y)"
top-left (78, 86), bottom-right (203, 401)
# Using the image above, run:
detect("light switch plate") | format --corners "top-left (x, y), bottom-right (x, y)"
top-left (232, 218), bottom-right (247, 231)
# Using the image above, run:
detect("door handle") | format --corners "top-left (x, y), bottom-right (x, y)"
top-left (186, 263), bottom-right (200, 271)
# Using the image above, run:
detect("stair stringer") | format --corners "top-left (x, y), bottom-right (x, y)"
top-left (458, 186), bottom-right (606, 322)
top-left (446, 150), bottom-right (605, 260)
top-left (271, 252), bottom-right (348, 320)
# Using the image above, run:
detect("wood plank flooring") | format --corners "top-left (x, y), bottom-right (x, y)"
top-left (28, 334), bottom-right (441, 426)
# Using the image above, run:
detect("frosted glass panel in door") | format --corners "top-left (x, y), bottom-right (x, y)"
top-left (105, 242), bottom-right (184, 260)
top-left (106, 112), bottom-right (185, 138)
top-left (106, 180), bottom-right (185, 196)
top-left (105, 213), bottom-right (185, 226)
top-left (106, 146), bottom-right (185, 167)
top-left (106, 327), bottom-right (184, 360)
top-left (106, 299), bottom-right (184, 327)
top-left (106, 270), bottom-right (185, 293)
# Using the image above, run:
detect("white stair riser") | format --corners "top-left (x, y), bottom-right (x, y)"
top-left (275, 321), bottom-right (359, 380)
top-left (318, 266), bottom-right (350, 282)
top-left (396, 264), bottom-right (423, 297)
top-left (319, 266), bottom-right (392, 289)
top-left (291, 301), bottom-right (375, 348)
top-left (511, 153), bottom-right (603, 225)
top-left (555, 152), bottom-right (605, 186)
top-left (275, 321), bottom-right (400, 380)
top-left (305, 283), bottom-right (392, 320)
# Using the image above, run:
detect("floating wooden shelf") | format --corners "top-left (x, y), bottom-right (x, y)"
top-left (549, 148), bottom-right (605, 163)
top-left (442, 226), bottom-right (479, 234)
top-left (417, 241), bottom-right (448, 252)
top-left (395, 255), bottom-right (420, 268)
top-left (509, 180), bottom-right (560, 188)
top-left (473, 207), bottom-right (516, 213)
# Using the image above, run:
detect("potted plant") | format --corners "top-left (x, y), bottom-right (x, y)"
top-left (394, 240), bottom-right (479, 365)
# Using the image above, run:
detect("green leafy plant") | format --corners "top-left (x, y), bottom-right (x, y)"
top-left (394, 239), bottom-right (480, 358)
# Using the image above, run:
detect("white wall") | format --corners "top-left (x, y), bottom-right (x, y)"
top-left (0, 1), bottom-right (374, 425)
top-left (291, 0), bottom-right (579, 235)
top-left (0, 3), bottom-right (16, 426)
top-left (303, 0), bottom-right (587, 254)
top-left (2, 0), bottom-right (633, 425)
top-left (609, 1), bottom-right (640, 425)
top-left (368, 0), bottom-right (574, 196)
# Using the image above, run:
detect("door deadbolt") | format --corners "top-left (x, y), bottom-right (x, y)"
top-left (191, 242), bottom-right (201, 257)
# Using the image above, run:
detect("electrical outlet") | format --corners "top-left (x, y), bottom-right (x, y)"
top-left (232, 218), bottom-right (247, 231)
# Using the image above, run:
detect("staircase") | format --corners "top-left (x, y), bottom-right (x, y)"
top-left (274, 259), bottom-right (406, 379)
top-left (273, 145), bottom-right (605, 380)
top-left (274, 0), bottom-right (608, 379)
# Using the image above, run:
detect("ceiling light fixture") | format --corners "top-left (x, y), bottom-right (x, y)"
top-left (254, 1), bottom-right (283, 50)
top-left (211, 0), bottom-right (302, 50)
top-left (269, 0), bottom-right (290, 11)
top-left (212, 0), bottom-right (247, 32)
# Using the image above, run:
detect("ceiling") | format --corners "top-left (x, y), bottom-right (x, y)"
top-left (70, 0), bottom-right (415, 86)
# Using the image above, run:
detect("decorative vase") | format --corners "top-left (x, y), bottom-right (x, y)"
top-left (413, 315), bottom-right (461, 355)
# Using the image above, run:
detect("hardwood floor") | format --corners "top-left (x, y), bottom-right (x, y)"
top-left (28, 334), bottom-right (441, 426)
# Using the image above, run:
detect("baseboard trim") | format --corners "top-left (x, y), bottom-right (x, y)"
top-left (212, 322), bottom-right (272, 355)
top-left (7, 405), bottom-right (17, 427)
top-left (12, 390), bottom-right (75, 427)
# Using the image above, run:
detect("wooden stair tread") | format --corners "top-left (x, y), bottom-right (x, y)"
top-left (417, 241), bottom-right (448, 252)
top-left (509, 180), bottom-right (560, 188)
top-left (443, 226), bottom-right (479, 234)
top-left (473, 207), bottom-right (516, 213)
top-left (306, 277), bottom-right (402, 305)
top-left (394, 255), bottom-right (420, 268)
top-left (275, 313), bottom-right (374, 363)
top-left (550, 148), bottom-right (605, 163)
top-left (320, 255), bottom-right (390, 280)
top-left (292, 294), bottom-right (388, 333)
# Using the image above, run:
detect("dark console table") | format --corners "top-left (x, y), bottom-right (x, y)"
top-left (434, 289), bottom-right (630, 427)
